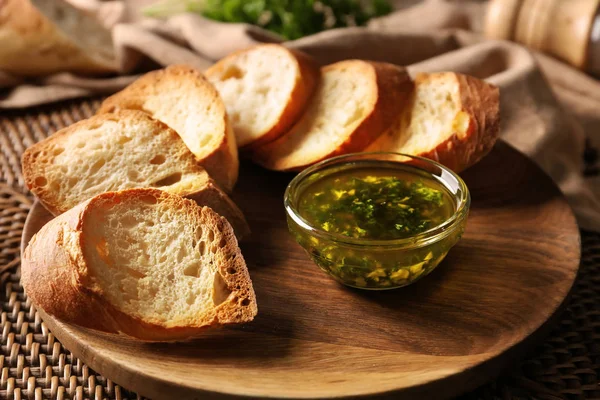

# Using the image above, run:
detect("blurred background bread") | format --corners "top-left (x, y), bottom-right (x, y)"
top-left (0, 0), bottom-right (116, 77)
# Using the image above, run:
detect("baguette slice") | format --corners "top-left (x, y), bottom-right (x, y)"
top-left (252, 60), bottom-right (413, 171)
top-left (97, 65), bottom-right (239, 192)
top-left (206, 44), bottom-right (319, 149)
top-left (22, 110), bottom-right (249, 239)
top-left (365, 72), bottom-right (500, 173)
top-left (0, 0), bottom-right (115, 77)
top-left (21, 188), bottom-right (257, 341)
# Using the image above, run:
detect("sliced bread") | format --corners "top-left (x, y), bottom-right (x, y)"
top-left (365, 72), bottom-right (500, 172)
top-left (0, 0), bottom-right (115, 77)
top-left (97, 65), bottom-right (239, 192)
top-left (21, 188), bottom-right (257, 341)
top-left (21, 110), bottom-right (249, 239)
top-left (251, 60), bottom-right (413, 171)
top-left (205, 44), bottom-right (319, 149)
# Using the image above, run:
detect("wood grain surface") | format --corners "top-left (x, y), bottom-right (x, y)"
top-left (21, 141), bottom-right (581, 400)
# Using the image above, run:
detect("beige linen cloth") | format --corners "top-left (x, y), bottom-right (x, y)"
top-left (2, 0), bottom-right (599, 231)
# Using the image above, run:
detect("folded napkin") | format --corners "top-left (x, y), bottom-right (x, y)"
top-left (2, 0), bottom-right (599, 232)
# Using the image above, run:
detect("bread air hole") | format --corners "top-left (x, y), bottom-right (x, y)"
top-left (220, 65), bottom-right (244, 81)
top-left (117, 136), bottom-right (132, 145)
top-left (152, 173), bottom-right (182, 187)
top-left (176, 247), bottom-right (187, 263)
top-left (227, 267), bottom-right (236, 275)
top-left (127, 170), bottom-right (140, 181)
top-left (126, 267), bottom-right (146, 279)
top-left (149, 154), bottom-right (166, 165)
top-left (34, 177), bottom-right (47, 186)
top-left (241, 298), bottom-right (250, 306)
top-left (208, 230), bottom-right (214, 241)
top-left (120, 215), bottom-right (138, 228)
top-left (139, 194), bottom-right (158, 205)
top-left (52, 147), bottom-right (64, 156)
top-left (197, 240), bottom-right (207, 255)
top-left (183, 262), bottom-right (202, 278)
top-left (186, 294), bottom-right (195, 305)
top-left (90, 158), bottom-right (106, 174)
top-left (212, 272), bottom-right (232, 306)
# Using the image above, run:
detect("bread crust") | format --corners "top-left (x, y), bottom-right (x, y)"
top-left (21, 189), bottom-right (257, 341)
top-left (0, 0), bottom-right (115, 77)
top-left (21, 110), bottom-right (250, 239)
top-left (251, 60), bottom-right (414, 171)
top-left (97, 65), bottom-right (239, 192)
top-left (206, 44), bottom-right (320, 150)
top-left (411, 72), bottom-right (500, 173)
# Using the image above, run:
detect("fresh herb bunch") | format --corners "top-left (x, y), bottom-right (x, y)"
top-left (143, 0), bottom-right (392, 40)
top-left (299, 175), bottom-right (448, 241)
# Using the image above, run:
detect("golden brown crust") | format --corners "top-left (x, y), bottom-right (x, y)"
top-left (0, 0), bottom-right (115, 77)
top-left (413, 72), bottom-right (500, 173)
top-left (251, 60), bottom-right (413, 172)
top-left (21, 189), bottom-right (257, 342)
top-left (97, 65), bottom-right (239, 192)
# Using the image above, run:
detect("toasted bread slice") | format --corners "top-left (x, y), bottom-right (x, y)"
top-left (251, 60), bottom-right (413, 171)
top-left (366, 72), bottom-right (500, 173)
top-left (97, 65), bottom-right (238, 192)
top-left (0, 0), bottom-right (115, 77)
top-left (206, 44), bottom-right (319, 149)
top-left (21, 188), bottom-right (257, 341)
top-left (21, 110), bottom-right (249, 239)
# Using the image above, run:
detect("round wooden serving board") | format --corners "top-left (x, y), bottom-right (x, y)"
top-left (22, 141), bottom-right (581, 400)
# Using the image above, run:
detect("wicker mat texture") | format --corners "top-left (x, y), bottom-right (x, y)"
top-left (0, 99), bottom-right (599, 400)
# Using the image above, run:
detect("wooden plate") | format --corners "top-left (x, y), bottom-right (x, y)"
top-left (21, 141), bottom-right (580, 400)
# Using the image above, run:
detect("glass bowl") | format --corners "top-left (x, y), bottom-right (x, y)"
top-left (284, 152), bottom-right (471, 290)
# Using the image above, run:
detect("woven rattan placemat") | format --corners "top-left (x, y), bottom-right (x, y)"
top-left (0, 98), bottom-right (598, 400)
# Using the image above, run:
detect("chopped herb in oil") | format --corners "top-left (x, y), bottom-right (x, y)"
top-left (298, 168), bottom-right (454, 240)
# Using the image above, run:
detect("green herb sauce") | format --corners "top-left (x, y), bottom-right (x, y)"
top-left (298, 168), bottom-right (455, 240)
top-left (289, 163), bottom-right (466, 289)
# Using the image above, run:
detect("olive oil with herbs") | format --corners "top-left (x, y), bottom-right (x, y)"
top-left (288, 161), bottom-right (466, 289)
top-left (298, 165), bottom-right (455, 240)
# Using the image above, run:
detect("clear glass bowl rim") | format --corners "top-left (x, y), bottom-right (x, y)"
top-left (284, 152), bottom-right (471, 249)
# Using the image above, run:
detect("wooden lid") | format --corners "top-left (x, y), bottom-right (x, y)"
top-left (484, 0), bottom-right (524, 40)
top-left (485, 0), bottom-right (600, 69)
